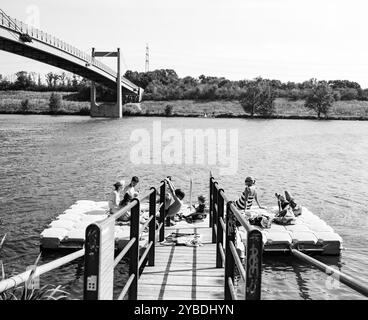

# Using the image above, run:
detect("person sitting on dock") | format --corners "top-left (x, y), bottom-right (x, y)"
top-left (116, 192), bottom-right (148, 224)
top-left (108, 181), bottom-right (124, 215)
top-left (164, 178), bottom-right (185, 225)
top-left (183, 195), bottom-right (206, 223)
top-left (123, 176), bottom-right (140, 198)
top-left (234, 176), bottom-right (265, 217)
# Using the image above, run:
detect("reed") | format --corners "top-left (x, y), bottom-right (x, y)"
top-left (0, 234), bottom-right (70, 300)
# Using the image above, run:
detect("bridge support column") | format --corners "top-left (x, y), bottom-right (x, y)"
top-left (116, 48), bottom-right (122, 118)
top-left (89, 47), bottom-right (123, 118)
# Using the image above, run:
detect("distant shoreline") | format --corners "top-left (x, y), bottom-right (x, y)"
top-left (1, 90), bottom-right (368, 121)
top-left (1, 111), bottom-right (368, 121)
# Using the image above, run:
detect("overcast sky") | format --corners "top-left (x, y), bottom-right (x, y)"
top-left (1, 0), bottom-right (368, 87)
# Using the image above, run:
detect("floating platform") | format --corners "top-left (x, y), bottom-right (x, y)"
top-left (40, 200), bottom-right (149, 250)
top-left (238, 207), bottom-right (343, 255)
top-left (40, 201), bottom-right (342, 256)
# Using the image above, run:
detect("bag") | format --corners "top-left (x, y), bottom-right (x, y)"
top-left (249, 214), bottom-right (272, 229)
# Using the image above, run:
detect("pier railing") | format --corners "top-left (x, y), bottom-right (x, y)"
top-left (210, 175), bottom-right (263, 300)
top-left (0, 248), bottom-right (84, 293)
top-left (83, 181), bottom-right (166, 300)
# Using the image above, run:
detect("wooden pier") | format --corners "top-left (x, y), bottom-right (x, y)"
top-left (138, 225), bottom-right (224, 300)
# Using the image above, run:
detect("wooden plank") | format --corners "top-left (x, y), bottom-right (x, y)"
top-left (138, 225), bottom-right (224, 300)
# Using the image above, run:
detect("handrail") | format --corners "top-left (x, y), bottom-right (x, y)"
top-left (0, 249), bottom-right (84, 293)
top-left (114, 238), bottom-right (136, 268)
top-left (291, 247), bottom-right (368, 298)
top-left (83, 181), bottom-right (165, 300)
top-left (210, 174), bottom-right (263, 300)
top-left (139, 215), bottom-right (154, 236)
top-left (229, 241), bottom-right (246, 281)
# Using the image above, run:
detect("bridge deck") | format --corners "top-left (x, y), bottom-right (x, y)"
top-left (138, 225), bottom-right (224, 300)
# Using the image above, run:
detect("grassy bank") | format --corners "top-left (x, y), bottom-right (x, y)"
top-left (0, 91), bottom-right (89, 115)
top-left (137, 99), bottom-right (368, 120)
top-left (1, 91), bottom-right (368, 119)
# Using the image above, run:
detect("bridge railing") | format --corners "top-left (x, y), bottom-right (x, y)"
top-left (83, 181), bottom-right (166, 300)
top-left (0, 8), bottom-right (137, 89)
top-left (210, 175), bottom-right (263, 300)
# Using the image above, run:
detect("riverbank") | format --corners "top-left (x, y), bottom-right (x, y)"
top-left (1, 91), bottom-right (368, 120)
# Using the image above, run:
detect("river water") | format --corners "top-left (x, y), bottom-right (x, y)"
top-left (0, 114), bottom-right (367, 300)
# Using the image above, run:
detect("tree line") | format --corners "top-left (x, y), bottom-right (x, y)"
top-left (1, 69), bottom-right (368, 118)
top-left (0, 71), bottom-right (84, 91)
top-left (124, 69), bottom-right (368, 102)
top-left (2, 69), bottom-right (368, 102)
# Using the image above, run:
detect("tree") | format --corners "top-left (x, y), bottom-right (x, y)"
top-left (164, 104), bottom-right (173, 116)
top-left (239, 81), bottom-right (276, 117)
top-left (304, 82), bottom-right (335, 118)
top-left (59, 72), bottom-right (66, 86)
top-left (45, 72), bottom-right (54, 88)
top-left (49, 93), bottom-right (62, 114)
top-left (52, 73), bottom-right (60, 87)
top-left (20, 99), bottom-right (30, 113)
top-left (15, 71), bottom-right (33, 89)
top-left (37, 74), bottom-right (42, 87)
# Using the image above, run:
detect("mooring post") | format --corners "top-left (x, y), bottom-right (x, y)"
top-left (148, 188), bottom-right (157, 266)
top-left (159, 182), bottom-right (166, 242)
top-left (224, 202), bottom-right (236, 300)
top-left (216, 189), bottom-right (224, 268)
top-left (129, 200), bottom-right (140, 300)
top-left (245, 229), bottom-right (263, 300)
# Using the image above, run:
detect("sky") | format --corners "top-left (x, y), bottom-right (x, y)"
top-left (1, 0), bottom-right (368, 87)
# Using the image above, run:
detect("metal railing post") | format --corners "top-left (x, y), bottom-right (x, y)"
top-left (128, 200), bottom-right (140, 300)
top-left (159, 182), bottom-right (166, 242)
top-left (83, 218), bottom-right (115, 300)
top-left (224, 202), bottom-right (236, 300)
top-left (245, 229), bottom-right (263, 300)
top-left (216, 189), bottom-right (224, 268)
top-left (209, 176), bottom-right (214, 228)
top-left (148, 187), bottom-right (156, 266)
top-left (212, 182), bottom-right (218, 243)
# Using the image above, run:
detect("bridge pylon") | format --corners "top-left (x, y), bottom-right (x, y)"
top-left (90, 48), bottom-right (122, 118)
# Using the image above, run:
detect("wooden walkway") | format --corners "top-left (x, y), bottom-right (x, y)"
top-left (138, 222), bottom-right (224, 300)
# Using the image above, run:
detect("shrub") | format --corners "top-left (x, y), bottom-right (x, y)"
top-left (339, 88), bottom-right (359, 101)
top-left (49, 93), bottom-right (62, 114)
top-left (122, 103), bottom-right (142, 116)
top-left (164, 104), bottom-right (173, 116)
top-left (78, 106), bottom-right (90, 115)
top-left (20, 99), bottom-right (30, 113)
